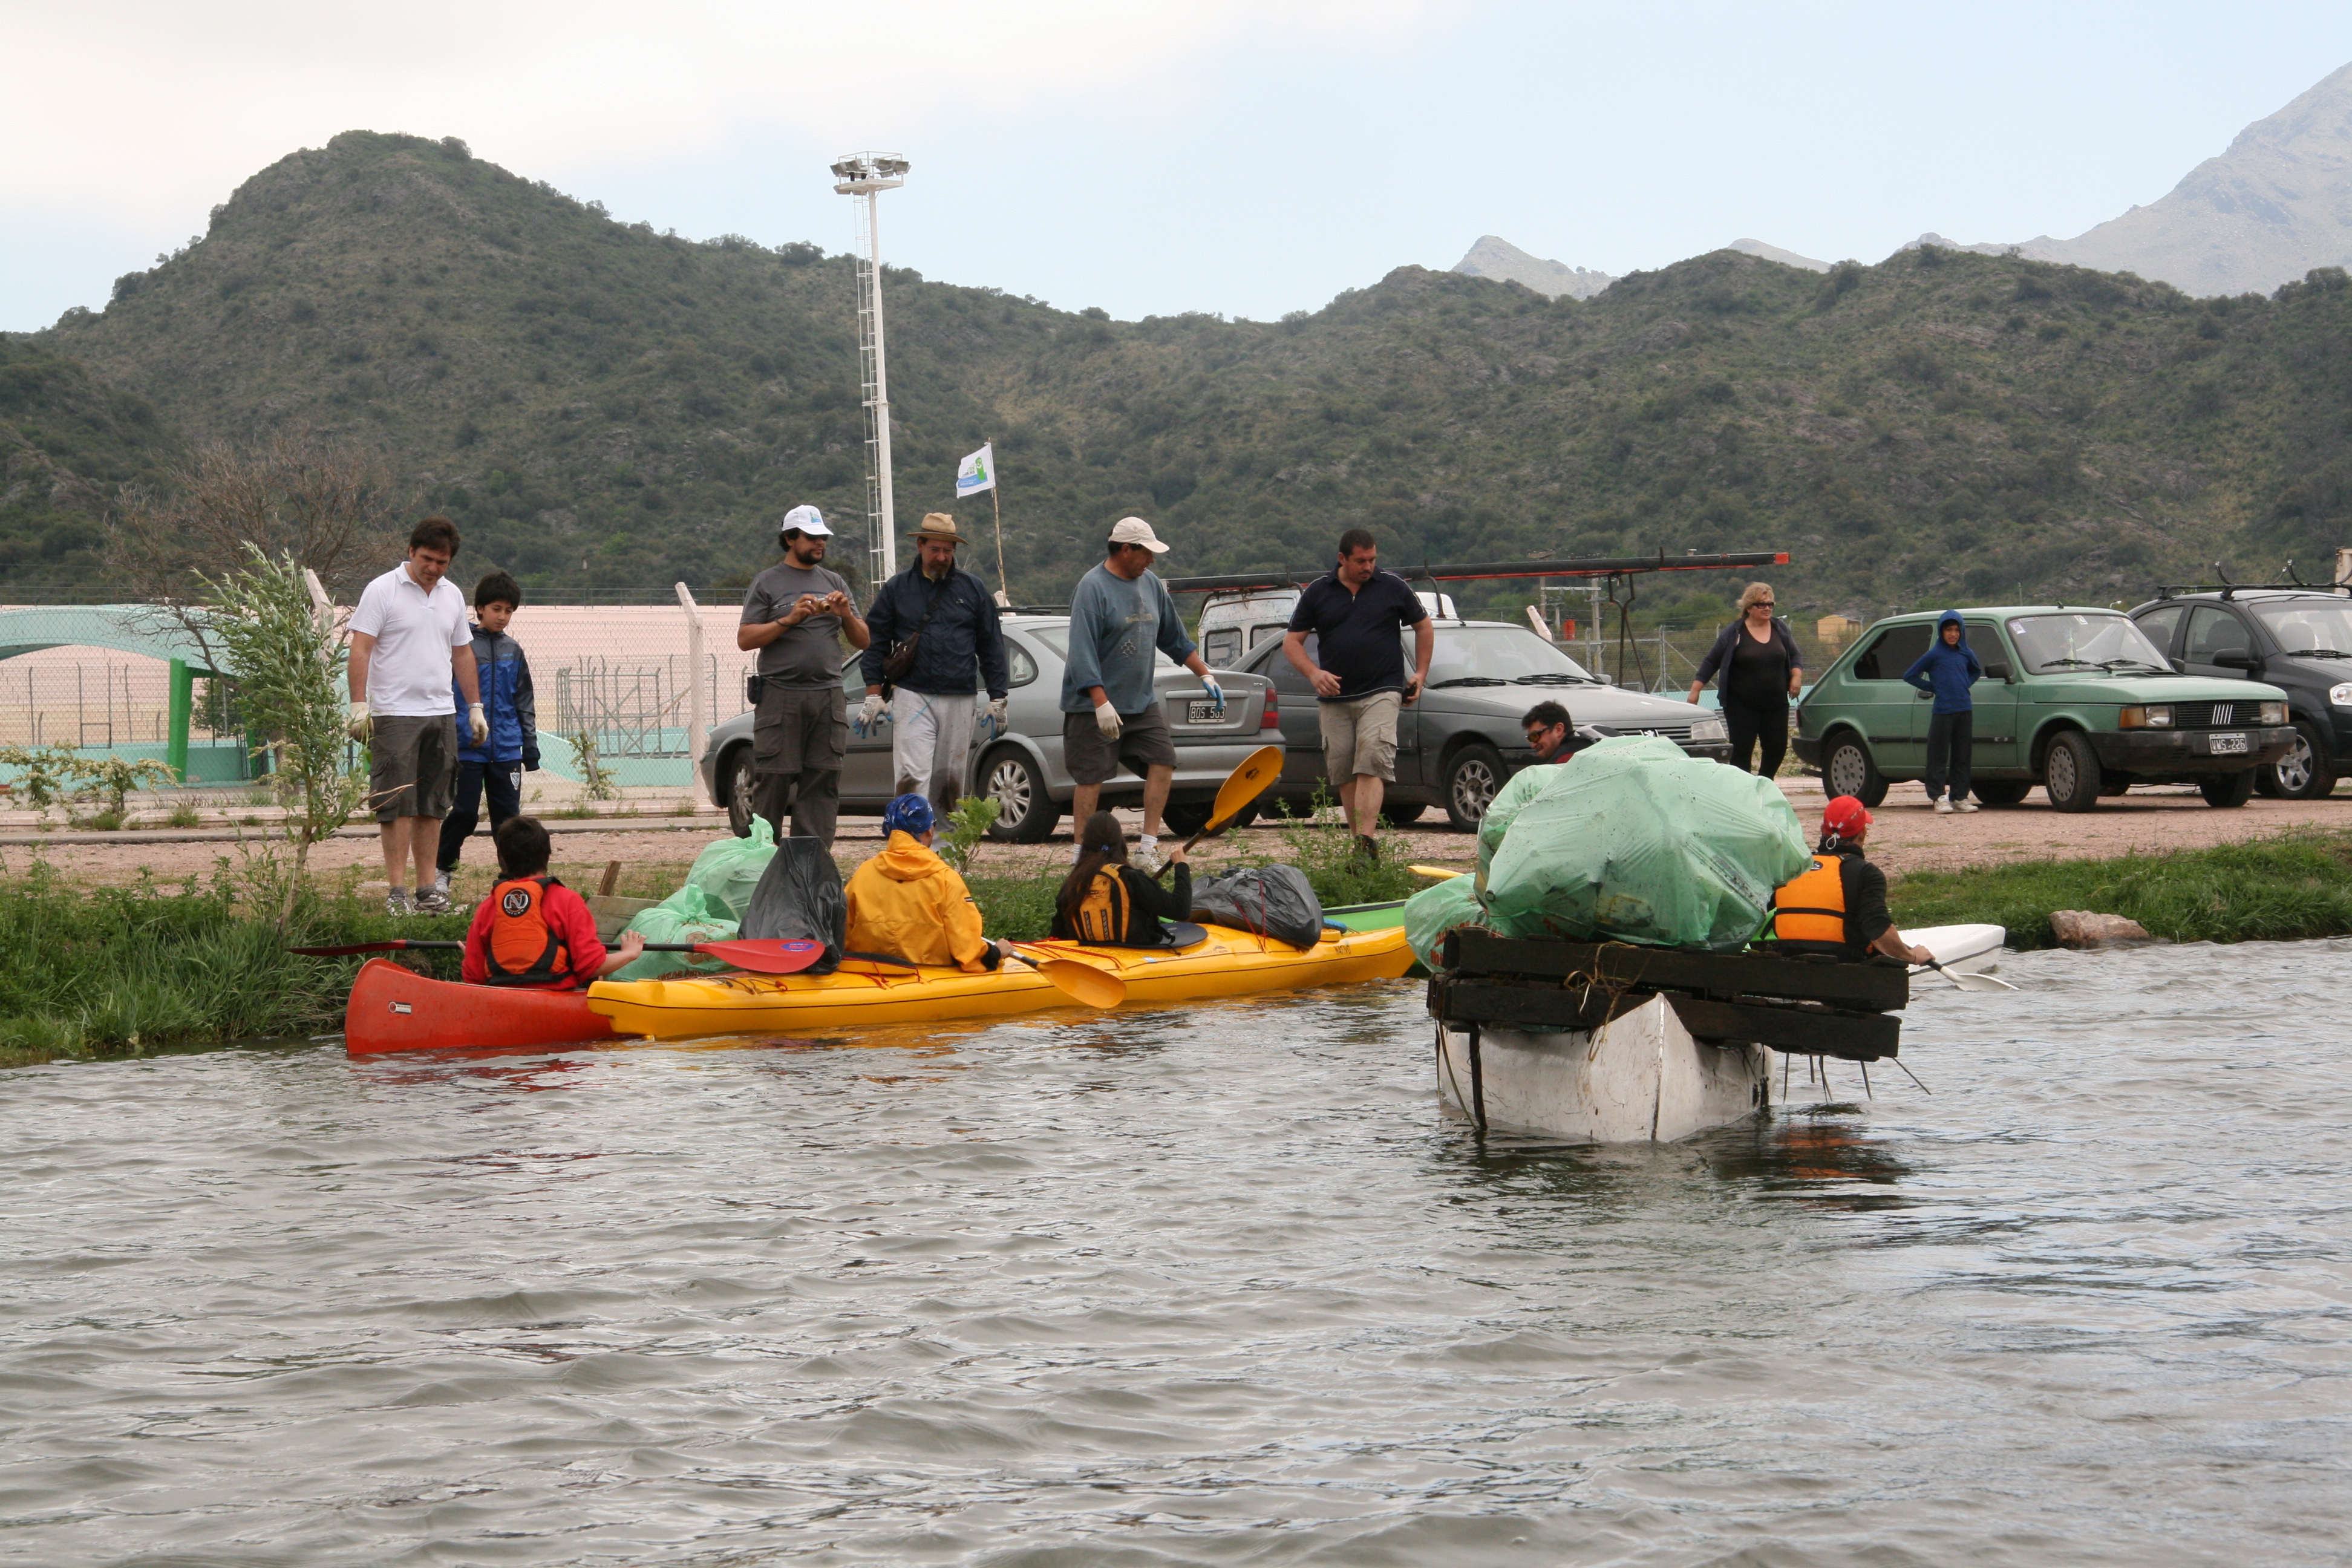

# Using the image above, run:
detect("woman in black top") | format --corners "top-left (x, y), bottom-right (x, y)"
top-left (1688, 582), bottom-right (1805, 775)
top-left (1051, 811), bottom-right (1195, 947)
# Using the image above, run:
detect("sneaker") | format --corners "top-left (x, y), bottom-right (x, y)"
top-left (1353, 833), bottom-right (1380, 862)
top-left (1955, 799), bottom-right (1979, 814)
top-left (1135, 836), bottom-right (1163, 874)
top-left (413, 884), bottom-right (452, 916)
top-left (431, 869), bottom-right (452, 899)
top-left (384, 889), bottom-right (412, 918)
top-left (1932, 797), bottom-right (1955, 814)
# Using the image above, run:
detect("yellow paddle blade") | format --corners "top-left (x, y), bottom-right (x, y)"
top-left (1208, 744), bottom-right (1285, 831)
top-left (1409, 864), bottom-right (1466, 883)
top-left (1027, 956), bottom-right (1126, 1009)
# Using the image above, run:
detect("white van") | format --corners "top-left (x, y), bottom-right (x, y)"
top-left (1195, 587), bottom-right (1459, 669)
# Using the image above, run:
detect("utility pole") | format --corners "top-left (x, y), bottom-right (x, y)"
top-left (831, 152), bottom-right (909, 588)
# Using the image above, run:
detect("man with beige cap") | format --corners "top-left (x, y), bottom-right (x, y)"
top-left (1059, 516), bottom-right (1223, 868)
top-left (858, 512), bottom-right (1009, 819)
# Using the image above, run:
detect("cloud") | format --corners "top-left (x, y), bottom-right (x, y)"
top-left (5, 0), bottom-right (1449, 228)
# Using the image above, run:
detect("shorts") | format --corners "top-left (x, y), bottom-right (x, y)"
top-left (1062, 703), bottom-right (1177, 785)
top-left (369, 714), bottom-right (459, 823)
top-left (1319, 690), bottom-right (1401, 782)
top-left (754, 683), bottom-right (847, 776)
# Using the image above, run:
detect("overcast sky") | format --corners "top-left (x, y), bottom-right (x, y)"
top-left (5, 1), bottom-right (2351, 332)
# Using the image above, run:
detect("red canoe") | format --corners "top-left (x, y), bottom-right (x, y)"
top-left (344, 958), bottom-right (621, 1055)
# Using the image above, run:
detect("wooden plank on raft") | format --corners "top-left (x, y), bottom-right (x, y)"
top-left (1441, 927), bottom-right (1909, 1013)
top-left (598, 860), bottom-right (623, 897)
top-left (1664, 996), bottom-right (1899, 1060)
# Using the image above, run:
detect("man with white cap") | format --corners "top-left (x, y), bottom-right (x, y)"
top-left (737, 505), bottom-right (869, 847)
top-left (1059, 516), bottom-right (1223, 867)
top-left (857, 512), bottom-right (1010, 820)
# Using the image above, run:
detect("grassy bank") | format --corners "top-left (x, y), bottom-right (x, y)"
top-left (1889, 830), bottom-right (2352, 949)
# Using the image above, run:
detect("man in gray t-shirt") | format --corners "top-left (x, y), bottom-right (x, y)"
top-left (737, 506), bottom-right (869, 846)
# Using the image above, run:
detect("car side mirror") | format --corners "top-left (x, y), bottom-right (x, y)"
top-left (2215, 652), bottom-right (2257, 671)
top-left (1982, 659), bottom-right (2011, 680)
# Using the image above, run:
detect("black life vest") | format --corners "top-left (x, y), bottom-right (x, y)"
top-left (483, 875), bottom-right (575, 987)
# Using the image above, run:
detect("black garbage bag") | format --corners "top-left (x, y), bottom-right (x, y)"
top-left (1191, 864), bottom-right (1324, 949)
top-left (739, 837), bottom-right (846, 973)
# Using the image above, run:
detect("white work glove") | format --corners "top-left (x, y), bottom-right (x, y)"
top-left (347, 701), bottom-right (371, 743)
top-left (467, 703), bottom-right (489, 746)
top-left (987, 696), bottom-right (1008, 728)
top-left (1094, 702), bottom-right (1123, 740)
top-left (1201, 678), bottom-right (1225, 716)
top-left (855, 693), bottom-right (886, 734)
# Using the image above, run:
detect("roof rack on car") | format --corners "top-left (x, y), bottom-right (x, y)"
top-left (2154, 561), bottom-right (2351, 602)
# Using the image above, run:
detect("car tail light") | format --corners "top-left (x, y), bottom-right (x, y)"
top-left (1261, 688), bottom-right (1280, 730)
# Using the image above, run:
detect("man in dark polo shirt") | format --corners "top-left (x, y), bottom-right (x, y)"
top-left (1282, 528), bottom-right (1435, 860)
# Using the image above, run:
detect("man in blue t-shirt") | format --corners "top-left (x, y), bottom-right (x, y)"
top-left (1282, 528), bottom-right (1435, 860)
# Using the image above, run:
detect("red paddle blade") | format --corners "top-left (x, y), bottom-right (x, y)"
top-left (690, 938), bottom-right (826, 975)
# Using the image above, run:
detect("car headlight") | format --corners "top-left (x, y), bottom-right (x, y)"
top-left (2118, 705), bottom-right (2173, 729)
top-left (2258, 701), bottom-right (2288, 725)
top-left (1690, 716), bottom-right (1726, 743)
top-left (2331, 683), bottom-right (2352, 708)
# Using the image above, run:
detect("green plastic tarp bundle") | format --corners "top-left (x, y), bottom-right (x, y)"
top-left (1474, 736), bottom-right (1811, 951)
top-left (609, 884), bottom-right (739, 982)
top-left (683, 817), bottom-right (776, 921)
top-left (1404, 874), bottom-right (1486, 970)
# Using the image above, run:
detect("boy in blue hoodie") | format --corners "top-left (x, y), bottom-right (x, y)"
top-left (1904, 610), bottom-right (1982, 814)
top-left (428, 572), bottom-right (539, 909)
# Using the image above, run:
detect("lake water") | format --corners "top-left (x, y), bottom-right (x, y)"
top-left (4, 942), bottom-right (2347, 1566)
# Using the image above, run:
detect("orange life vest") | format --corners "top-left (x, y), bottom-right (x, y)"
top-left (1772, 855), bottom-right (1849, 952)
top-left (1070, 867), bottom-right (1131, 945)
top-left (483, 875), bottom-right (575, 987)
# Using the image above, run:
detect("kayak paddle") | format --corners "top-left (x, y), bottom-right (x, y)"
top-left (1004, 944), bottom-right (1126, 1008)
top-left (288, 937), bottom-right (829, 976)
top-left (1919, 956), bottom-right (2019, 993)
top-left (1152, 743), bottom-right (1284, 881)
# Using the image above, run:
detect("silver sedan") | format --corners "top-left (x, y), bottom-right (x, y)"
top-left (702, 613), bottom-right (1275, 841)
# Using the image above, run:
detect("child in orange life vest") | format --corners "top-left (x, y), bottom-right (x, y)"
top-left (462, 815), bottom-right (645, 988)
top-left (1051, 809), bottom-right (1194, 946)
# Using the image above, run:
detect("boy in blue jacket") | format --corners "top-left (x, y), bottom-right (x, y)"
top-left (1904, 609), bottom-right (1982, 814)
top-left (428, 572), bottom-right (539, 909)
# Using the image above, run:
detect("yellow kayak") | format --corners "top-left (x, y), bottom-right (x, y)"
top-left (584, 921), bottom-right (1413, 1039)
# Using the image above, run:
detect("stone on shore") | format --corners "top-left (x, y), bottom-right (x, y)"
top-left (2050, 910), bottom-right (2155, 949)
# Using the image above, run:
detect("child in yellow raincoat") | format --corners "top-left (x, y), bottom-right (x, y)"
top-left (844, 794), bottom-right (1018, 972)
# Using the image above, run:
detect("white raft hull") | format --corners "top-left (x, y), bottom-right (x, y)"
top-left (1437, 996), bottom-right (1771, 1144)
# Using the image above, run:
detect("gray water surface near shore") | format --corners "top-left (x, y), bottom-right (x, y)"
top-left (4, 942), bottom-right (2348, 1566)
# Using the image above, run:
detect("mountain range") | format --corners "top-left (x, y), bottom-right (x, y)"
top-left (5, 120), bottom-right (2352, 624)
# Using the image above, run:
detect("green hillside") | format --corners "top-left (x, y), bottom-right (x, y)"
top-left (25, 129), bottom-right (2352, 619)
top-left (0, 339), bottom-right (172, 586)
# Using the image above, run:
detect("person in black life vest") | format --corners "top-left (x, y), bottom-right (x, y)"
top-left (1050, 811), bottom-right (1196, 947)
top-left (1771, 795), bottom-right (1933, 964)
top-left (461, 817), bottom-right (644, 988)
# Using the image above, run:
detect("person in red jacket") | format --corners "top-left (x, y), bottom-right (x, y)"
top-left (462, 816), bottom-right (644, 988)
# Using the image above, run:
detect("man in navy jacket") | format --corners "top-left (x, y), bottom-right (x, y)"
top-left (857, 514), bottom-right (1010, 820)
top-left (1903, 609), bottom-right (1982, 813)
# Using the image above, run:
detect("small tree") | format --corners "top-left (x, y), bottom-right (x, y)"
top-left (199, 546), bottom-right (367, 925)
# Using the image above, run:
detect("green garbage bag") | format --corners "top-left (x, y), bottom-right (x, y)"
top-left (1475, 762), bottom-right (1578, 893)
top-left (1480, 736), bottom-right (1811, 951)
top-left (684, 816), bottom-right (776, 921)
top-left (609, 883), bottom-right (739, 981)
top-left (1404, 874), bottom-right (1486, 970)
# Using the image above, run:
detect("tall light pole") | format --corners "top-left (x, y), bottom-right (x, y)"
top-left (831, 152), bottom-right (908, 587)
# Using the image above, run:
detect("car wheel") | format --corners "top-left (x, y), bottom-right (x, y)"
top-left (1442, 743), bottom-right (1506, 832)
top-left (2043, 731), bottom-right (2102, 812)
top-left (2200, 769), bottom-right (2257, 808)
top-left (1161, 800), bottom-right (1214, 836)
top-left (1822, 731), bottom-right (1889, 808)
top-left (1380, 801), bottom-right (1427, 827)
top-left (1970, 780), bottom-right (2033, 806)
top-left (981, 747), bottom-right (1059, 843)
top-left (723, 745), bottom-right (757, 838)
top-left (2264, 720), bottom-right (2337, 800)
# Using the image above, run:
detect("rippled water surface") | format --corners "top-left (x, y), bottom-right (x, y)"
top-left (5, 942), bottom-right (2350, 1566)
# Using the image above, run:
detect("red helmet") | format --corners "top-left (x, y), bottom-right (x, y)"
top-left (1822, 795), bottom-right (1873, 839)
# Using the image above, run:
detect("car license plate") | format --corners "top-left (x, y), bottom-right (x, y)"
top-left (2210, 732), bottom-right (2247, 755)
top-left (1186, 702), bottom-right (1224, 724)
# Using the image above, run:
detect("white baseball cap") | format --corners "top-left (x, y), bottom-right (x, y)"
top-left (780, 504), bottom-right (832, 537)
top-left (1108, 516), bottom-right (1169, 554)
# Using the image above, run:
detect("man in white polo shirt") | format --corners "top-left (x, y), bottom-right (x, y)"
top-left (348, 517), bottom-right (486, 916)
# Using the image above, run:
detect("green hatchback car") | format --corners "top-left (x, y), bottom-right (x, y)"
top-left (1792, 607), bottom-right (2295, 812)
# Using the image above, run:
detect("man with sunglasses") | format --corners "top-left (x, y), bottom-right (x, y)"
top-left (1520, 701), bottom-right (1590, 765)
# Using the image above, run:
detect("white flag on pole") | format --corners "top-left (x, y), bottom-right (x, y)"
top-left (955, 442), bottom-right (996, 498)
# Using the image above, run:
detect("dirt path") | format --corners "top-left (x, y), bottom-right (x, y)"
top-left (12, 780), bottom-right (2347, 895)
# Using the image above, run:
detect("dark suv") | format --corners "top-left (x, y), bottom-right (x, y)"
top-left (2128, 588), bottom-right (2352, 799)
